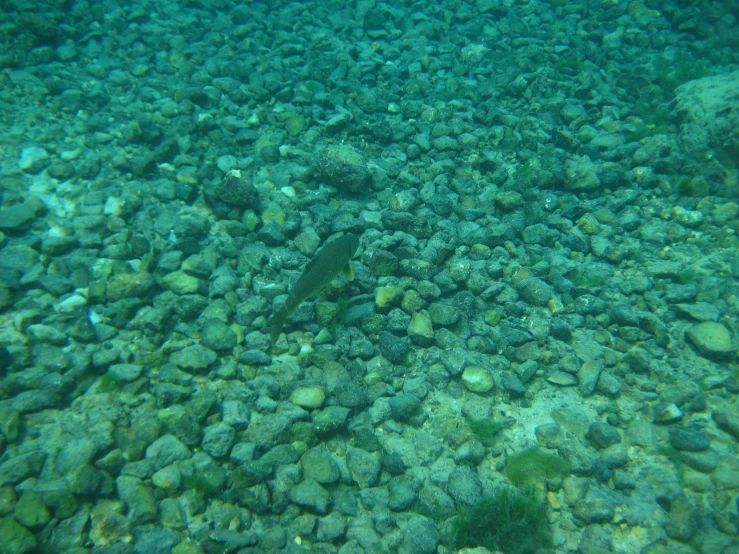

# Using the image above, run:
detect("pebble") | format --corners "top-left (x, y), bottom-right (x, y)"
top-left (461, 366), bottom-right (495, 393)
top-left (586, 422), bottom-right (622, 449)
top-left (346, 447), bottom-right (381, 488)
top-left (201, 319), bottom-right (238, 351)
top-left (288, 479), bottom-right (330, 514)
top-left (115, 475), bottom-right (157, 525)
top-left (145, 434), bottom-right (191, 470)
top-left (300, 446), bottom-right (341, 485)
top-left (201, 422), bottom-right (235, 458)
top-left (515, 277), bottom-right (554, 306)
top-left (290, 386), bottom-right (326, 409)
top-left (378, 331), bottom-right (409, 364)
top-left (169, 345), bottom-right (217, 371)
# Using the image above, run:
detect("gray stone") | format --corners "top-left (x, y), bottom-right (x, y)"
top-left (578, 359), bottom-right (604, 397)
top-left (115, 475), bottom-right (157, 525)
top-left (573, 495), bottom-right (615, 524)
top-left (0, 204), bottom-right (35, 230)
top-left (388, 475), bottom-right (417, 511)
top-left (586, 422), bottom-right (622, 449)
top-left (665, 497), bottom-right (698, 542)
top-left (313, 144), bottom-right (370, 195)
top-left (145, 434), bottom-right (191, 470)
top-left (454, 439), bottom-right (486, 466)
top-left (288, 479), bottom-right (330, 514)
top-left (346, 447), bottom-right (380, 488)
top-left (574, 294), bottom-right (607, 315)
top-left (222, 400), bottom-right (250, 430)
top-left (131, 526), bottom-right (181, 554)
top-left (675, 70), bottom-right (739, 153)
top-left (245, 413), bottom-right (290, 450)
top-left (238, 349), bottom-right (271, 365)
top-left (595, 371), bottom-right (622, 398)
top-left (399, 515), bottom-right (441, 554)
top-left (500, 371), bottom-right (526, 397)
top-left (664, 284), bottom-right (698, 303)
top-left (681, 450), bottom-right (718, 473)
top-left (169, 344), bottom-right (217, 370)
top-left (515, 277), bottom-right (553, 306)
top-left (9, 390), bottom-right (61, 413)
top-left (316, 512), bottom-right (346, 543)
top-left (378, 331), bottom-right (409, 364)
top-left (669, 427), bottom-right (710, 452)
top-left (428, 302), bottom-right (459, 325)
top-left (388, 394), bottom-right (421, 421)
top-left (441, 348), bottom-right (469, 377)
top-left (522, 223), bottom-right (558, 246)
top-left (55, 437), bottom-right (99, 475)
top-left (0, 450), bottom-right (46, 487)
top-left (108, 363), bottom-right (143, 382)
top-left (625, 419), bottom-right (655, 448)
top-left (214, 169), bottom-right (259, 208)
top-left (201, 319), bottom-right (238, 351)
top-left (301, 445), bottom-right (341, 485)
top-left (564, 155), bottom-right (600, 191)
top-left (201, 422), bottom-right (235, 458)
top-left (713, 408), bottom-right (739, 441)
top-left (446, 467), bottom-right (482, 508)
top-left (417, 483), bottom-right (456, 519)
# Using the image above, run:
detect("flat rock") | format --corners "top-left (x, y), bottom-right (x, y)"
top-left (685, 322), bottom-right (733, 360)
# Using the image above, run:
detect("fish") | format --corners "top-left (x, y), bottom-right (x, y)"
top-left (269, 232), bottom-right (359, 344)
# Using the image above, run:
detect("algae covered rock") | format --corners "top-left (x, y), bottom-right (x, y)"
top-left (313, 144), bottom-right (370, 195)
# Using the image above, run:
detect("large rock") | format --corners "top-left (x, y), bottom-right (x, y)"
top-left (313, 144), bottom-right (370, 195)
top-left (685, 322), bottom-right (733, 360)
top-left (675, 71), bottom-right (739, 155)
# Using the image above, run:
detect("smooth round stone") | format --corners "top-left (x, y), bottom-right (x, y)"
top-left (291, 387), bottom-right (326, 409)
top-left (461, 366), bottom-right (495, 393)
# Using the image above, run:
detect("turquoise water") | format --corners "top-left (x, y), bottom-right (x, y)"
top-left (0, 1), bottom-right (738, 553)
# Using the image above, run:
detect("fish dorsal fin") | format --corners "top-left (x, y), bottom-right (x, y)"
top-left (342, 263), bottom-right (354, 281)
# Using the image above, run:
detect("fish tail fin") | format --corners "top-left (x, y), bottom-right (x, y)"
top-left (269, 307), bottom-right (287, 344)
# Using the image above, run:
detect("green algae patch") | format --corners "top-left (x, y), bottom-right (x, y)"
top-left (452, 487), bottom-right (552, 554)
top-left (505, 447), bottom-right (570, 489)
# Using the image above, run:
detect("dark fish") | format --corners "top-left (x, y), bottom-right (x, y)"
top-left (269, 233), bottom-right (359, 343)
